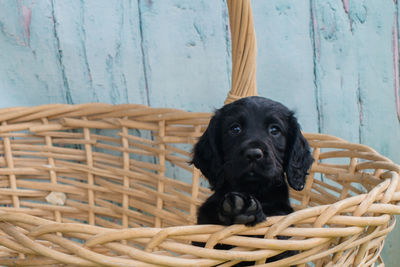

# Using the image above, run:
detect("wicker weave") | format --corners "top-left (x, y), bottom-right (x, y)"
top-left (0, 1), bottom-right (399, 266)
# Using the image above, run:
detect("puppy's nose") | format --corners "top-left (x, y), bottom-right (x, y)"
top-left (245, 148), bottom-right (263, 161)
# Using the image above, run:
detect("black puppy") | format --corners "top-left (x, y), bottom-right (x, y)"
top-left (193, 96), bottom-right (313, 227)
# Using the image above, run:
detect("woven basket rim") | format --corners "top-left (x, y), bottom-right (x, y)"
top-left (0, 103), bottom-right (399, 266)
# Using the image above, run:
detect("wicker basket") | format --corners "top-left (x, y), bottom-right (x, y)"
top-left (0, 1), bottom-right (399, 266)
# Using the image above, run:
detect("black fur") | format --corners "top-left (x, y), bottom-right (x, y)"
top-left (192, 96), bottom-right (314, 264)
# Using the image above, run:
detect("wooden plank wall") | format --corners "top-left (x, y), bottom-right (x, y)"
top-left (0, 0), bottom-right (399, 265)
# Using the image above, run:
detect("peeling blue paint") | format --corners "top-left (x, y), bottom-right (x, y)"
top-left (193, 22), bottom-right (207, 45)
top-left (78, 0), bottom-right (97, 102)
top-left (221, 0), bottom-right (231, 93)
top-left (310, 0), bottom-right (323, 134)
top-left (0, 1), bottom-right (400, 263)
top-left (349, 1), bottom-right (368, 24)
top-left (138, 0), bottom-right (151, 106)
top-left (357, 74), bottom-right (364, 144)
top-left (51, 0), bottom-right (73, 104)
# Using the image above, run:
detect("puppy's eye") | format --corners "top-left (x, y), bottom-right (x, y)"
top-left (229, 123), bottom-right (242, 135)
top-left (269, 125), bottom-right (281, 136)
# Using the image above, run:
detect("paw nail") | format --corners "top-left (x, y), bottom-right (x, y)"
top-left (248, 199), bottom-right (257, 212)
top-left (233, 195), bottom-right (244, 211)
top-left (222, 200), bottom-right (232, 213)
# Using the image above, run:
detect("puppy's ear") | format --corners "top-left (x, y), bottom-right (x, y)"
top-left (192, 114), bottom-right (223, 190)
top-left (284, 114), bottom-right (314, 191)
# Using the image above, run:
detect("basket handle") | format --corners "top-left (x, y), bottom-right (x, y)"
top-left (225, 0), bottom-right (258, 104)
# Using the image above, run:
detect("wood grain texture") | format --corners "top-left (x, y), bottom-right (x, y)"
top-left (0, 0), bottom-right (399, 265)
top-left (357, 1), bottom-right (400, 171)
top-left (137, 0), bottom-right (231, 111)
top-left (253, 1), bottom-right (319, 132)
top-left (51, 0), bottom-right (147, 104)
top-left (0, 0), bottom-right (67, 105)
top-left (310, 0), bottom-right (361, 143)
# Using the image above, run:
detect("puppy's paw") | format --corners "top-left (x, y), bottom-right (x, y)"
top-left (218, 192), bottom-right (266, 226)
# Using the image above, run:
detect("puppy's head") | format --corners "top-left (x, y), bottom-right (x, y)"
top-left (192, 96), bottom-right (313, 191)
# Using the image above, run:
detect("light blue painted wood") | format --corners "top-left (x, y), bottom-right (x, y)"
top-left (137, 0), bottom-right (231, 112)
top-left (253, 1), bottom-right (319, 133)
top-left (0, 0), bottom-right (399, 265)
top-left (0, 0), bottom-right (67, 106)
top-left (52, 0), bottom-right (147, 104)
top-left (356, 1), bottom-right (400, 166)
top-left (310, 0), bottom-right (361, 144)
